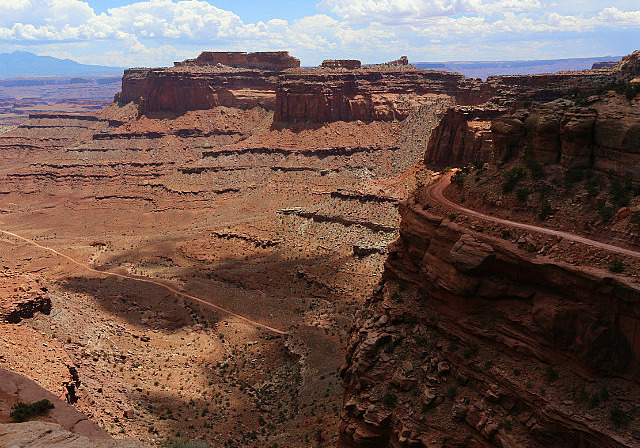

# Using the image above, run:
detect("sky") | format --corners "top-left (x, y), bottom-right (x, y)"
top-left (0, 0), bottom-right (638, 68)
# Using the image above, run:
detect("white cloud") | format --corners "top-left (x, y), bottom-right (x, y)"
top-left (0, 0), bottom-right (637, 66)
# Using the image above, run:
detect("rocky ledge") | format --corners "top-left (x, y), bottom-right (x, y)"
top-left (339, 194), bottom-right (640, 447)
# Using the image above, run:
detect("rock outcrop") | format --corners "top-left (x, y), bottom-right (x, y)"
top-left (423, 106), bottom-right (497, 169)
top-left (322, 60), bottom-right (362, 70)
top-left (491, 93), bottom-right (640, 180)
top-left (174, 51), bottom-right (300, 70)
top-left (0, 421), bottom-right (149, 447)
top-left (339, 198), bottom-right (640, 447)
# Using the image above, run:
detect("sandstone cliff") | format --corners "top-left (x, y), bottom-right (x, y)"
top-left (491, 93), bottom-right (640, 181)
top-left (423, 107), bottom-right (498, 169)
top-left (339, 196), bottom-right (640, 447)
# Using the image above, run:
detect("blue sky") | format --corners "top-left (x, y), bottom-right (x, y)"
top-left (0, 0), bottom-right (638, 67)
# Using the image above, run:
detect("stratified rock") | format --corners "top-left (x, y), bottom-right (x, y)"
top-left (174, 51), bottom-right (300, 70)
top-left (491, 94), bottom-right (640, 180)
top-left (449, 234), bottom-right (495, 272)
top-left (0, 422), bottom-right (149, 447)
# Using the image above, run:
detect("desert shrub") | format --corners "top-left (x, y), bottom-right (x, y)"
top-left (501, 230), bottom-right (512, 239)
top-left (463, 344), bottom-right (478, 359)
top-left (10, 400), bottom-right (54, 422)
top-left (503, 168), bottom-right (525, 193)
top-left (600, 385), bottom-right (610, 402)
top-left (570, 91), bottom-right (591, 106)
top-left (598, 204), bottom-right (614, 222)
top-left (445, 385), bottom-right (458, 399)
top-left (453, 171), bottom-right (465, 187)
top-left (472, 161), bottom-right (486, 170)
top-left (500, 419), bottom-right (513, 433)
top-left (595, 80), bottom-right (640, 100)
top-left (525, 158), bottom-right (545, 179)
top-left (545, 366), bottom-right (559, 383)
top-left (448, 213), bottom-right (457, 221)
top-left (538, 200), bottom-right (553, 220)
top-left (564, 168), bottom-right (584, 187)
top-left (589, 392), bottom-right (601, 409)
top-left (381, 391), bottom-right (398, 407)
top-left (516, 187), bottom-right (530, 202)
top-left (609, 176), bottom-right (632, 208)
top-left (587, 175), bottom-right (604, 197)
top-left (609, 258), bottom-right (625, 273)
top-left (610, 407), bottom-right (631, 427)
top-left (162, 440), bottom-right (210, 448)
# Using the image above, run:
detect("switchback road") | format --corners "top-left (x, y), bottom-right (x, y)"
top-left (425, 172), bottom-right (640, 259)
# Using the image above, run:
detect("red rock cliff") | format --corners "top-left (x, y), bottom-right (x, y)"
top-left (174, 51), bottom-right (300, 70)
top-left (339, 197), bottom-right (640, 447)
top-left (491, 93), bottom-right (640, 181)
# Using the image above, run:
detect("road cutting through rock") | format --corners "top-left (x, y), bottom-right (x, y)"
top-left (426, 172), bottom-right (640, 259)
top-left (0, 229), bottom-right (288, 335)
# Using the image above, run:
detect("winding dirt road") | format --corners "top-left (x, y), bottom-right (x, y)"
top-left (426, 173), bottom-right (640, 259)
top-left (0, 229), bottom-right (288, 335)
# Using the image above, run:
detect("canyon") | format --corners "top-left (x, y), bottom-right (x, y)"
top-left (0, 50), bottom-right (638, 447)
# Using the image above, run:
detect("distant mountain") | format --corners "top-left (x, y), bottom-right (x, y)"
top-left (413, 56), bottom-right (623, 80)
top-left (0, 51), bottom-right (125, 79)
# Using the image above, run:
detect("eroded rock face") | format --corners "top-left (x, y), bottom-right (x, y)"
top-left (423, 107), bottom-right (497, 169)
top-left (0, 422), bottom-right (149, 447)
top-left (339, 199), bottom-right (640, 447)
top-left (492, 94), bottom-right (640, 180)
top-left (174, 51), bottom-right (300, 70)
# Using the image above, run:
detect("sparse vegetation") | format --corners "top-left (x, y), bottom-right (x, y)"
top-left (608, 258), bottom-right (625, 273)
top-left (381, 391), bottom-right (398, 407)
top-left (503, 168), bottom-right (525, 193)
top-left (162, 439), bottom-right (210, 448)
top-left (445, 385), bottom-right (458, 399)
top-left (545, 366), bottom-right (559, 383)
top-left (10, 399), bottom-right (55, 422)
top-left (516, 187), bottom-right (530, 202)
top-left (462, 344), bottom-right (478, 359)
top-left (610, 406), bottom-right (631, 427)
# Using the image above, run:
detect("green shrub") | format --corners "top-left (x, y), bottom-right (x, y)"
top-left (503, 168), bottom-right (525, 193)
top-left (609, 258), bottom-right (625, 273)
top-left (448, 213), bottom-right (457, 221)
top-left (525, 158), bottom-right (545, 179)
top-left (501, 230), bottom-right (512, 239)
top-left (538, 200), bottom-right (552, 220)
top-left (610, 407), bottom-right (631, 427)
top-left (10, 400), bottom-right (55, 422)
top-left (463, 344), bottom-right (478, 359)
top-left (162, 440), bottom-right (210, 448)
top-left (564, 168), bottom-right (584, 187)
top-left (500, 419), bottom-right (513, 433)
top-left (445, 385), bottom-right (458, 399)
top-left (516, 187), bottom-right (530, 202)
top-left (609, 176), bottom-right (632, 208)
top-left (598, 203), bottom-right (614, 222)
top-left (381, 391), bottom-right (398, 407)
top-left (589, 392), bottom-right (600, 409)
top-left (600, 385), bottom-right (609, 402)
top-left (545, 366), bottom-right (559, 383)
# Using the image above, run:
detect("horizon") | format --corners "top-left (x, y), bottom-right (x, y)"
top-left (0, 49), bottom-right (627, 71)
top-left (0, 0), bottom-right (638, 68)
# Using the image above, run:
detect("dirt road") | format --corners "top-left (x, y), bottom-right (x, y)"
top-left (426, 172), bottom-right (640, 259)
top-left (0, 229), bottom-right (288, 335)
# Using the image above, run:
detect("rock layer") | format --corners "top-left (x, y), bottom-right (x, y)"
top-left (339, 199), bottom-right (640, 447)
top-left (491, 94), bottom-right (640, 180)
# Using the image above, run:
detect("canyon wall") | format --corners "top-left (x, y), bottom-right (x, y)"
top-left (423, 106), bottom-right (498, 168)
top-left (174, 51), bottom-right (300, 70)
top-left (491, 93), bottom-right (640, 181)
top-left (339, 199), bottom-right (640, 447)
top-left (119, 52), bottom-right (624, 123)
